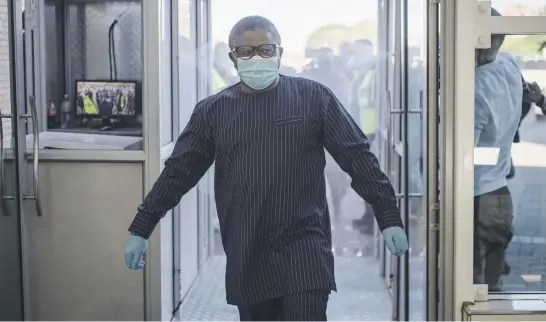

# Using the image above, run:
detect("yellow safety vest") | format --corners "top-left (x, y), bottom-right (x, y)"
top-left (83, 96), bottom-right (98, 114)
top-left (358, 70), bottom-right (376, 135)
top-left (212, 68), bottom-right (226, 94)
top-left (120, 95), bottom-right (125, 108)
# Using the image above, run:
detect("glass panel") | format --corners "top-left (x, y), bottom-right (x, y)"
top-left (37, 0), bottom-right (144, 150)
top-left (178, 0), bottom-right (198, 130)
top-left (492, 1), bottom-right (546, 16)
top-left (473, 34), bottom-right (546, 293)
top-left (0, 0), bottom-right (24, 319)
top-left (177, 0), bottom-right (200, 299)
top-left (160, 0), bottom-right (173, 146)
top-left (407, 0), bottom-right (426, 319)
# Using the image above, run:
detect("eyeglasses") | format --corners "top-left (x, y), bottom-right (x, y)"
top-left (232, 44), bottom-right (279, 60)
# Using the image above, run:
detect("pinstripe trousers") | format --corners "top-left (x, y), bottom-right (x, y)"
top-left (237, 290), bottom-right (330, 321)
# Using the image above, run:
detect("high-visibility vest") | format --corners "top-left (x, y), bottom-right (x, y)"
top-left (212, 68), bottom-right (226, 94)
top-left (83, 96), bottom-right (98, 114)
top-left (120, 95), bottom-right (125, 108)
top-left (358, 70), bottom-right (376, 135)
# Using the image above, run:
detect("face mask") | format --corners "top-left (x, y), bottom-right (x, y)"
top-left (237, 57), bottom-right (279, 90)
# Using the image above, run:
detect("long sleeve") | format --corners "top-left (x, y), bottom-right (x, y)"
top-left (321, 87), bottom-right (403, 231)
top-left (128, 102), bottom-right (215, 238)
top-left (474, 89), bottom-right (489, 146)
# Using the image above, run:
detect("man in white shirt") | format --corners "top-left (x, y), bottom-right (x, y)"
top-left (473, 8), bottom-right (522, 291)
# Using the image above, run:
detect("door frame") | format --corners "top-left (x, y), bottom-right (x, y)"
top-left (377, 0), bottom-right (440, 320)
top-left (444, 1), bottom-right (546, 320)
top-left (0, 0), bottom-right (28, 319)
top-left (377, 0), bottom-right (404, 318)
top-left (3, 0), bottom-right (34, 319)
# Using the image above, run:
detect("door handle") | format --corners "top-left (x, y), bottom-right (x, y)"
top-left (22, 96), bottom-right (43, 217)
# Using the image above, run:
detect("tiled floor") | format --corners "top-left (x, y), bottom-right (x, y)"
top-left (178, 255), bottom-right (392, 321)
top-left (181, 177), bottom-right (397, 321)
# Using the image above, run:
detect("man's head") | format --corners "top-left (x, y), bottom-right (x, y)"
top-left (348, 39), bottom-right (374, 70)
top-left (316, 47), bottom-right (335, 69)
top-left (227, 16), bottom-right (283, 90)
top-left (354, 39), bottom-right (373, 56)
top-left (339, 42), bottom-right (355, 60)
top-left (228, 15), bottom-right (283, 66)
top-left (476, 8), bottom-right (505, 67)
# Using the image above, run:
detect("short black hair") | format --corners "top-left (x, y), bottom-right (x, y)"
top-left (228, 15), bottom-right (281, 49)
top-left (355, 39), bottom-right (373, 47)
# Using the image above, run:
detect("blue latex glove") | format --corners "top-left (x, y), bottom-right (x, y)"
top-left (382, 227), bottom-right (408, 256)
top-left (124, 235), bottom-right (148, 270)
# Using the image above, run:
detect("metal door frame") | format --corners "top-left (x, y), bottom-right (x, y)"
top-left (377, 0), bottom-right (440, 320)
top-left (377, 0), bottom-right (404, 318)
top-left (398, 1), bottom-right (441, 321)
top-left (376, 0), bottom-right (388, 280)
top-left (376, 0), bottom-right (389, 281)
top-left (441, 0), bottom-right (546, 320)
top-left (1, 0), bottom-right (34, 319)
top-left (424, 0), bottom-right (439, 320)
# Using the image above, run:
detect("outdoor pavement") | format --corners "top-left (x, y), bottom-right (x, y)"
top-left (502, 114), bottom-right (546, 292)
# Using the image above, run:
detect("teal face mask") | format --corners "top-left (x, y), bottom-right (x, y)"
top-left (237, 57), bottom-right (279, 90)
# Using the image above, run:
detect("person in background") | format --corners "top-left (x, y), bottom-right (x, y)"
top-left (83, 91), bottom-right (98, 115)
top-left (337, 41), bottom-right (355, 74)
top-left (213, 42), bottom-right (239, 91)
top-left (508, 79), bottom-right (546, 179)
top-left (300, 46), bottom-right (351, 222)
top-left (473, 8), bottom-right (521, 291)
top-left (346, 39), bottom-right (378, 234)
top-left (123, 15), bottom-right (408, 321)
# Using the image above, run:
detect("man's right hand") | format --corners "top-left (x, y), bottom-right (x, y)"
top-left (124, 235), bottom-right (148, 270)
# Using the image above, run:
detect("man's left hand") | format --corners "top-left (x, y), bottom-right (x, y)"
top-left (526, 82), bottom-right (543, 103)
top-left (382, 227), bottom-right (408, 256)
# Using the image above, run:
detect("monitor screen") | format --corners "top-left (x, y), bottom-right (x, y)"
top-left (76, 80), bottom-right (137, 116)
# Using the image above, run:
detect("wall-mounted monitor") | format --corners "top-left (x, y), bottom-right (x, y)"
top-left (75, 80), bottom-right (138, 117)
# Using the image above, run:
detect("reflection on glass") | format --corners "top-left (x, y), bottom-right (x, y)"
top-left (474, 29), bottom-right (546, 292)
top-left (493, 1), bottom-right (546, 16)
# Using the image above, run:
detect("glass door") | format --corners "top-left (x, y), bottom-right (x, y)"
top-left (470, 0), bottom-right (546, 299)
top-left (0, 0), bottom-right (30, 320)
top-left (386, 0), bottom-right (440, 320)
top-left (377, 0), bottom-right (398, 301)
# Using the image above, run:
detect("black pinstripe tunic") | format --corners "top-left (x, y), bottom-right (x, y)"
top-left (128, 75), bottom-right (403, 306)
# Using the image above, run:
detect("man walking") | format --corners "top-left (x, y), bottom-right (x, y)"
top-left (124, 16), bottom-right (408, 321)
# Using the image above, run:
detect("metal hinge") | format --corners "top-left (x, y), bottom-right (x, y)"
top-left (429, 202), bottom-right (440, 231)
top-left (475, 1), bottom-right (492, 49)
